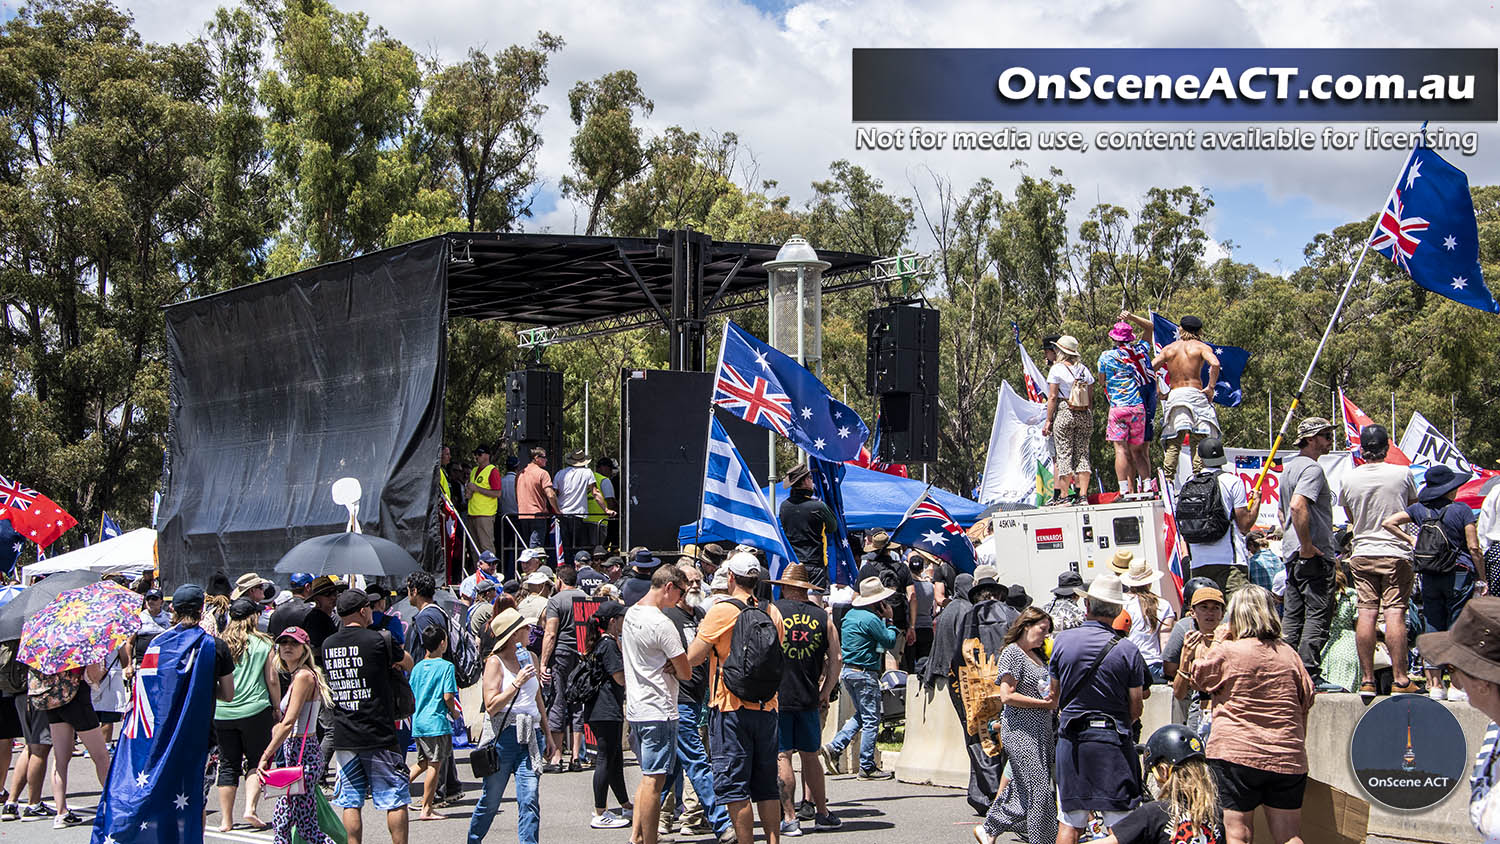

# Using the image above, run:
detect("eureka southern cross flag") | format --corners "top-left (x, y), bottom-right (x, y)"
top-left (1371, 145), bottom-right (1498, 313)
top-left (93, 624), bottom-right (219, 844)
top-left (713, 321), bottom-right (868, 462)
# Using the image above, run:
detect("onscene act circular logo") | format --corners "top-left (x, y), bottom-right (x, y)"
top-left (1350, 695), bottom-right (1467, 811)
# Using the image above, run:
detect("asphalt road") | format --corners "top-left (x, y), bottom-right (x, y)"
top-left (4, 752), bottom-right (1427, 844)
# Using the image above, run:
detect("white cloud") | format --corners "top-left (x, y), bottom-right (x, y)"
top-left (122, 0), bottom-right (1500, 267)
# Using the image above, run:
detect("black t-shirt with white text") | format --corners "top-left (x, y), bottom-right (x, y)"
top-left (663, 605), bottom-right (708, 706)
top-left (322, 626), bottom-right (399, 752)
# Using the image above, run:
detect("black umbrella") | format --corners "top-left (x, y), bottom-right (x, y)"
top-left (0, 569), bottom-right (103, 640)
top-left (273, 533), bottom-right (420, 579)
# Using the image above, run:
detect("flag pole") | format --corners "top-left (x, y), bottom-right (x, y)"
top-left (1252, 129), bottom-right (1424, 495)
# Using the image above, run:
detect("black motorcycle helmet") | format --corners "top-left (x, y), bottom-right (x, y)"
top-left (1181, 576), bottom-right (1218, 609)
top-left (1141, 724), bottom-right (1206, 772)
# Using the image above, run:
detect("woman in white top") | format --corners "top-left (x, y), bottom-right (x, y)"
top-left (1041, 335), bottom-right (1096, 506)
top-left (1119, 561), bottom-right (1176, 684)
top-left (467, 607), bottom-right (543, 844)
top-left (257, 626), bottom-right (333, 844)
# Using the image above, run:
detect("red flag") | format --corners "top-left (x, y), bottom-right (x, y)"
top-left (845, 446), bottom-right (909, 478)
top-left (440, 495), bottom-right (461, 572)
top-left (0, 476), bottom-right (77, 548)
top-left (1339, 391), bottom-right (1410, 465)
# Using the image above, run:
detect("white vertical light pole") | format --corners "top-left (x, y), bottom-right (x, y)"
top-left (765, 235), bottom-right (829, 500)
top-left (584, 380), bottom-right (590, 456)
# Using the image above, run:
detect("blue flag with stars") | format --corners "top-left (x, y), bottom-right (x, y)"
top-left (889, 489), bottom-right (977, 574)
top-left (0, 511), bottom-right (21, 576)
top-left (713, 321), bottom-right (869, 462)
top-left (101, 511), bottom-right (122, 541)
top-left (1152, 313), bottom-right (1250, 408)
top-left (808, 457), bottom-right (860, 586)
top-left (92, 624), bottom-right (218, 844)
top-left (1371, 146), bottom-right (1498, 313)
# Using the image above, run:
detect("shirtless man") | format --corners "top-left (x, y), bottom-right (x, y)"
top-left (1120, 311), bottom-right (1220, 476)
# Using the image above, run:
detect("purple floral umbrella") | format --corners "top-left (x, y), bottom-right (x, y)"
top-left (19, 582), bottom-right (142, 675)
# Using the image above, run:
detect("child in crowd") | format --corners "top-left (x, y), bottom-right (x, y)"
top-left (1096, 724), bottom-right (1225, 844)
top-left (409, 625), bottom-right (461, 821)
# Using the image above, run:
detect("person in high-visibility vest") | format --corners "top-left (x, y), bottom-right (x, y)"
top-left (466, 445), bottom-right (503, 555)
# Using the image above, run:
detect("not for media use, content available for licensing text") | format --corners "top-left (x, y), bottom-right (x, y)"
top-left (853, 126), bottom-right (1480, 155)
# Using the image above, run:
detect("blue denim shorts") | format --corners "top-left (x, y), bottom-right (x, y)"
top-left (777, 709), bottom-right (821, 753)
top-left (632, 720), bottom-right (678, 775)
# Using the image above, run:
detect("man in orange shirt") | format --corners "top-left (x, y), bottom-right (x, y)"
top-left (687, 553), bottom-right (784, 844)
top-left (516, 446), bottom-right (559, 562)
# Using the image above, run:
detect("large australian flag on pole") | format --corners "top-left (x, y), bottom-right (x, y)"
top-left (92, 624), bottom-right (218, 844)
top-left (714, 321), bottom-right (869, 462)
top-left (1371, 145), bottom-right (1499, 313)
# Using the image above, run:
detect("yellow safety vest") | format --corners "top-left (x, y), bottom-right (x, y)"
top-left (586, 471), bottom-right (611, 524)
top-left (437, 466), bottom-right (452, 503)
top-left (468, 465), bottom-right (498, 517)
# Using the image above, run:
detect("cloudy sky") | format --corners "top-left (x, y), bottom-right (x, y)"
top-left (116, 0), bottom-right (1500, 273)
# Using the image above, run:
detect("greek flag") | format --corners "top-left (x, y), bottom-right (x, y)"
top-left (698, 415), bottom-right (797, 574)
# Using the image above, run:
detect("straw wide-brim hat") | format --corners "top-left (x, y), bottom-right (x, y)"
top-left (1054, 335), bottom-right (1081, 357)
top-left (1109, 550), bottom-right (1135, 576)
top-left (769, 563), bottom-right (819, 590)
top-left (1119, 560), bottom-right (1164, 588)
top-left (489, 608), bottom-right (532, 647)
top-left (852, 576), bottom-right (896, 608)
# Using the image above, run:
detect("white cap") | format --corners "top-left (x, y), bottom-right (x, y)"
top-left (725, 551), bottom-right (761, 578)
top-left (525, 571), bottom-right (552, 587)
top-left (459, 578), bottom-right (477, 599)
top-left (710, 569), bottom-right (730, 592)
top-left (519, 547), bottom-right (545, 563)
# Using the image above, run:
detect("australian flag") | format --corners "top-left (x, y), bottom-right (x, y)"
top-left (93, 624), bottom-right (218, 844)
top-left (714, 321), bottom-right (868, 462)
top-left (1152, 313), bottom-right (1249, 408)
top-left (889, 490), bottom-right (976, 574)
top-left (695, 415), bottom-right (798, 576)
top-left (808, 457), bottom-right (860, 586)
top-left (0, 509), bottom-right (20, 576)
top-left (1371, 145), bottom-right (1498, 313)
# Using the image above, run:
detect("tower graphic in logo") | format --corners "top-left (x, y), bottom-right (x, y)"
top-left (1351, 695), bottom-right (1464, 811)
top-left (1402, 710), bottom-right (1417, 773)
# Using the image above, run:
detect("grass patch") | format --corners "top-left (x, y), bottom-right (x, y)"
top-left (876, 724), bottom-right (904, 752)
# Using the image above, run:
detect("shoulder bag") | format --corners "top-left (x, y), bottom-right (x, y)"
top-left (260, 728), bottom-right (310, 797)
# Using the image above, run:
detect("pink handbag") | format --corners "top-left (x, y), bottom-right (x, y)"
top-left (259, 728), bottom-right (309, 797)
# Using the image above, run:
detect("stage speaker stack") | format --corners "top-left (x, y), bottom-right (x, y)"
top-left (866, 304), bottom-right (939, 463)
top-left (505, 367), bottom-right (564, 466)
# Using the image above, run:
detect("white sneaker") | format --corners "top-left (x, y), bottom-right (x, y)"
top-left (591, 812), bottom-right (630, 829)
top-left (779, 819), bottom-right (803, 837)
top-left (1450, 688), bottom-right (1470, 703)
top-left (1430, 687), bottom-right (1448, 701)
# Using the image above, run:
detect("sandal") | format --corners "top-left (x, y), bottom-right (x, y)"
top-left (1358, 681), bottom-right (1377, 699)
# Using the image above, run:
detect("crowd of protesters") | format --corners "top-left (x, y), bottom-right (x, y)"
top-left (13, 414), bottom-right (1500, 844)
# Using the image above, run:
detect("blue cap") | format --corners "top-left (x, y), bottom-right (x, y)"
top-left (289, 573), bottom-right (314, 587)
top-left (172, 583), bottom-right (205, 610)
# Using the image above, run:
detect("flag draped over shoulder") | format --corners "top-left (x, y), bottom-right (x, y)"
top-left (890, 489), bottom-right (976, 574)
top-left (93, 624), bottom-right (218, 844)
top-left (696, 415), bottom-right (797, 575)
top-left (808, 457), bottom-right (859, 587)
top-left (713, 321), bottom-right (868, 462)
top-left (1371, 145), bottom-right (1498, 313)
top-left (1151, 313), bottom-right (1250, 408)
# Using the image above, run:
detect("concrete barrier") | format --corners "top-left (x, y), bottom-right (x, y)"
top-left (895, 678), bottom-right (971, 789)
top-left (1141, 690), bottom-right (1488, 844)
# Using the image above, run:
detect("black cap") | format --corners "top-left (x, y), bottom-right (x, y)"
top-left (1198, 436), bottom-right (1227, 468)
top-left (505, 456), bottom-right (519, 470)
top-left (473, 444), bottom-right (490, 455)
top-left (229, 598), bottom-right (260, 620)
top-left (574, 550), bottom-right (593, 563)
top-left (1042, 333), bottom-right (1061, 351)
top-left (366, 585), bottom-right (389, 604)
top-left (335, 588), bottom-right (369, 617)
top-left (146, 588), bottom-right (163, 600)
top-left (593, 601), bottom-right (626, 622)
top-left (1182, 576), bottom-right (1218, 608)
top-left (1179, 315), bottom-right (1203, 333)
top-left (1360, 424), bottom-right (1390, 455)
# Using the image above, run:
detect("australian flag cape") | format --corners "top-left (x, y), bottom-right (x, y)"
top-left (92, 623), bottom-right (218, 844)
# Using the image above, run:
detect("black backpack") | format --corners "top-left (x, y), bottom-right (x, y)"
top-left (0, 640), bottom-right (27, 697)
top-left (1413, 505), bottom-right (1460, 573)
top-left (1176, 471), bottom-right (1231, 544)
top-left (565, 641), bottom-right (610, 711)
top-left (719, 599), bottom-right (783, 704)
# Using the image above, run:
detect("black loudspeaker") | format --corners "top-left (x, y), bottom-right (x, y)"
top-left (505, 369), bottom-right (563, 442)
top-left (877, 392), bottom-right (938, 463)
top-left (621, 370), bottom-right (769, 552)
top-left (866, 305), bottom-right (940, 395)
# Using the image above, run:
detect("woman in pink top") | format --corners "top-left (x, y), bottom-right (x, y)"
top-left (1188, 585), bottom-right (1315, 844)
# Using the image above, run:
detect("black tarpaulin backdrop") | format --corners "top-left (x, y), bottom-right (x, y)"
top-left (159, 239), bottom-right (447, 587)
